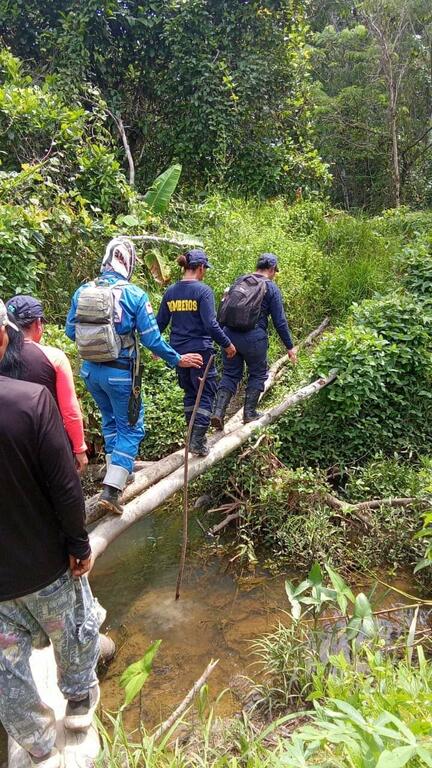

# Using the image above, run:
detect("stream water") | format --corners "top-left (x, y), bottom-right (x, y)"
top-left (0, 499), bottom-right (419, 764)
top-left (91, 503), bottom-right (293, 732)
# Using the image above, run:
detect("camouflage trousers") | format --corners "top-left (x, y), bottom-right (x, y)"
top-left (0, 571), bottom-right (101, 758)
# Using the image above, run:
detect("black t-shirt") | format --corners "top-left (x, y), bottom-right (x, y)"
top-left (0, 377), bottom-right (90, 601)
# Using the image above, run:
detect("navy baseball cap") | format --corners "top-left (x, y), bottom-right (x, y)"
top-left (257, 253), bottom-right (279, 272)
top-left (0, 299), bottom-right (19, 331)
top-left (186, 249), bottom-right (212, 269)
top-left (6, 295), bottom-right (46, 325)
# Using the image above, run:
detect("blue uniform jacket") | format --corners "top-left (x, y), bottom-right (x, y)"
top-left (65, 271), bottom-right (181, 367)
top-left (157, 279), bottom-right (231, 353)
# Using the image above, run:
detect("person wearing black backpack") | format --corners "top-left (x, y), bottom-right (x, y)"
top-left (211, 253), bottom-right (297, 428)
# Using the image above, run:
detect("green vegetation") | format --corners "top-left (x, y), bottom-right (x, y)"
top-left (0, 1), bottom-right (431, 763)
top-left (96, 567), bottom-right (432, 767)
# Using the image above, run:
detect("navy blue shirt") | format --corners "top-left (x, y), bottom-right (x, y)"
top-left (157, 280), bottom-right (231, 353)
top-left (258, 277), bottom-right (293, 349)
top-left (225, 274), bottom-right (293, 349)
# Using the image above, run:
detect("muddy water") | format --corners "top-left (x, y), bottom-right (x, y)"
top-left (0, 500), bottom-right (418, 765)
top-left (90, 502), bottom-right (290, 731)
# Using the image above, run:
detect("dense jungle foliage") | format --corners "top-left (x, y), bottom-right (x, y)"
top-left (0, 1), bottom-right (431, 765)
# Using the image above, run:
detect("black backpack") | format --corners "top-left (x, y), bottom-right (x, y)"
top-left (217, 274), bottom-right (267, 331)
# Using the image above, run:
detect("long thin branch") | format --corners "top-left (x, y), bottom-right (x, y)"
top-left (152, 659), bottom-right (219, 741)
top-left (127, 234), bottom-right (204, 248)
top-left (176, 355), bottom-right (214, 600)
top-left (323, 493), bottom-right (429, 528)
top-left (210, 511), bottom-right (241, 535)
top-left (107, 110), bottom-right (135, 187)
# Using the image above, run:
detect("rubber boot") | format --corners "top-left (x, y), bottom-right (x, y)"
top-left (98, 465), bottom-right (129, 515)
top-left (243, 389), bottom-right (263, 423)
top-left (189, 424), bottom-right (209, 457)
top-left (210, 388), bottom-right (232, 430)
top-left (98, 485), bottom-right (123, 515)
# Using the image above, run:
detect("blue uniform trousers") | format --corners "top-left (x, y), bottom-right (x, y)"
top-left (220, 328), bottom-right (268, 393)
top-left (176, 349), bottom-right (218, 428)
top-left (81, 361), bottom-right (144, 473)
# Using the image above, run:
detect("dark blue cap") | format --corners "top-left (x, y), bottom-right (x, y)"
top-left (186, 249), bottom-right (212, 269)
top-left (256, 253), bottom-right (279, 272)
top-left (6, 295), bottom-right (46, 325)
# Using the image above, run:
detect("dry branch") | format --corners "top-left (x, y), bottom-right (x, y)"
top-left (89, 371), bottom-right (336, 560)
top-left (210, 511), bottom-right (241, 535)
top-left (322, 493), bottom-right (429, 528)
top-left (85, 317), bottom-right (330, 525)
top-left (108, 111), bottom-right (135, 187)
top-left (152, 659), bottom-right (219, 741)
top-left (127, 234), bottom-right (204, 248)
top-left (176, 354), bottom-right (214, 600)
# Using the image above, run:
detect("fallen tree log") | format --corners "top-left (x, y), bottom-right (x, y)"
top-left (85, 317), bottom-right (330, 525)
top-left (323, 493), bottom-right (430, 528)
top-left (89, 370), bottom-right (337, 560)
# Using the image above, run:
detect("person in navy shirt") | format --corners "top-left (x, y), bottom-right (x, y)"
top-left (212, 253), bottom-right (297, 428)
top-left (66, 237), bottom-right (202, 514)
top-left (157, 249), bottom-right (236, 456)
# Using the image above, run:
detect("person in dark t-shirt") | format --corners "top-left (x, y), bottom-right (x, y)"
top-left (0, 299), bottom-right (100, 767)
top-left (212, 253), bottom-right (297, 427)
top-left (157, 249), bottom-right (236, 456)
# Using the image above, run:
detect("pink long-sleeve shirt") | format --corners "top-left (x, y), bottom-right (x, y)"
top-left (21, 340), bottom-right (87, 454)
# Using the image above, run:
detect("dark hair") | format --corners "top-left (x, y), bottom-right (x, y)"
top-left (177, 253), bottom-right (200, 271)
top-left (256, 256), bottom-right (274, 271)
top-left (0, 320), bottom-right (24, 379)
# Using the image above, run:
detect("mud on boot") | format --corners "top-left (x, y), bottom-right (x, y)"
top-left (243, 389), bottom-right (263, 423)
top-left (97, 484), bottom-right (123, 515)
top-left (210, 388), bottom-right (232, 430)
top-left (189, 424), bottom-right (209, 456)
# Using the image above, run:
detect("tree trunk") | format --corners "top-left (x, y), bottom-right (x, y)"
top-left (85, 318), bottom-right (330, 525)
top-left (89, 371), bottom-right (336, 560)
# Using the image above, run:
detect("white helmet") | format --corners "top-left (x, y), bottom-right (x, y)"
top-left (101, 237), bottom-right (136, 280)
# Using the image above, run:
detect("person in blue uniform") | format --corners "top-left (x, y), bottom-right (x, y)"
top-left (157, 249), bottom-right (236, 456)
top-left (212, 253), bottom-right (297, 427)
top-left (66, 237), bottom-right (203, 514)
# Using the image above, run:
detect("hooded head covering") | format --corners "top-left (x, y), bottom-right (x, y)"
top-left (101, 237), bottom-right (137, 280)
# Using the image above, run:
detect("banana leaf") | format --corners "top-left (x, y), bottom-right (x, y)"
top-left (143, 163), bottom-right (182, 215)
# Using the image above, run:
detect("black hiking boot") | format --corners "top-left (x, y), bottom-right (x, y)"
top-left (189, 425), bottom-right (210, 457)
top-left (98, 485), bottom-right (123, 515)
top-left (210, 388), bottom-right (233, 430)
top-left (243, 389), bottom-right (263, 423)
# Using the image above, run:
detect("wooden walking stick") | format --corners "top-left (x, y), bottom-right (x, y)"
top-left (175, 354), bottom-right (215, 600)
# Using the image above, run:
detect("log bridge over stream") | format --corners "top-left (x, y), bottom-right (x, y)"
top-left (9, 319), bottom-right (333, 768)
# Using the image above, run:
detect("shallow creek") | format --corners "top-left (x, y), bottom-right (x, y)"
top-left (0, 501), bottom-right (418, 763)
top-left (91, 504), bottom-right (292, 732)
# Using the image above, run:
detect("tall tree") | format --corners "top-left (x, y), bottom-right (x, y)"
top-left (0, 0), bottom-right (329, 197)
top-left (310, 0), bottom-right (432, 209)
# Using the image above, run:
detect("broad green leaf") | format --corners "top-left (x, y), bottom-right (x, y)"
top-left (325, 564), bottom-right (355, 603)
top-left (120, 639), bottom-right (161, 707)
top-left (122, 671), bottom-right (148, 708)
top-left (117, 213), bottom-right (139, 227)
top-left (353, 592), bottom-right (372, 619)
top-left (143, 163), bottom-right (182, 215)
top-left (308, 562), bottom-right (322, 585)
top-left (376, 746), bottom-right (416, 768)
top-left (346, 616), bottom-right (362, 640)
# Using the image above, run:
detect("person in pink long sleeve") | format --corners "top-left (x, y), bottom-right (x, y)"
top-left (4, 295), bottom-right (88, 474)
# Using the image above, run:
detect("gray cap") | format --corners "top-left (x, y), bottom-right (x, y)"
top-left (0, 299), bottom-right (19, 331)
